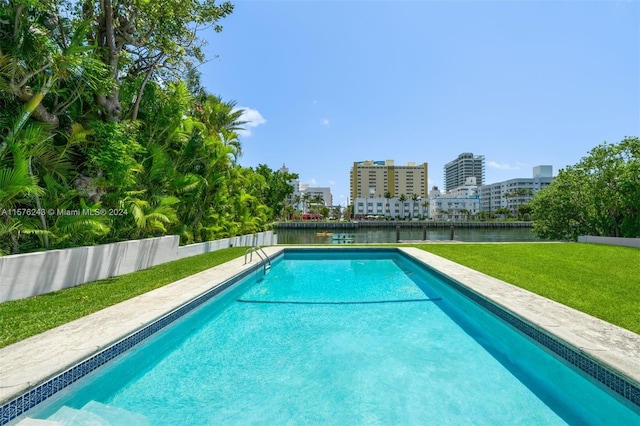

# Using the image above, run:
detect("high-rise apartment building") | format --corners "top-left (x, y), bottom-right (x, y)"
top-left (443, 153), bottom-right (485, 191)
top-left (350, 160), bottom-right (428, 201)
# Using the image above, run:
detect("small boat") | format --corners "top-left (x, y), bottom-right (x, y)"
top-left (316, 232), bottom-right (334, 236)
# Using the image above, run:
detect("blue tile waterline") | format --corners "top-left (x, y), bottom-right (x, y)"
top-left (1, 247), bottom-right (638, 425)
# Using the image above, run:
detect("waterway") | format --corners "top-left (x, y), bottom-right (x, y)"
top-left (276, 227), bottom-right (543, 244)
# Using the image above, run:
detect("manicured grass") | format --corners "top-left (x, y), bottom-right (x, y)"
top-left (1, 243), bottom-right (638, 350)
top-left (0, 247), bottom-right (248, 349)
top-left (411, 243), bottom-right (640, 335)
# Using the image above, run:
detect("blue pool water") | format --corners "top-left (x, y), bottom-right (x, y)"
top-left (23, 250), bottom-right (640, 425)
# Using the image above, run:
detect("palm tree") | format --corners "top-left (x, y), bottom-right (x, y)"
top-left (291, 194), bottom-right (302, 218)
top-left (331, 206), bottom-right (341, 220)
top-left (384, 191), bottom-right (392, 216)
top-left (0, 109), bottom-right (96, 251)
top-left (310, 195), bottom-right (325, 215)
top-left (410, 194), bottom-right (419, 219)
top-left (282, 205), bottom-right (295, 221)
top-left (421, 201), bottom-right (430, 219)
top-left (398, 194), bottom-right (407, 219)
top-left (139, 86), bottom-right (261, 243)
top-left (0, 145), bottom-right (45, 254)
top-left (302, 193), bottom-right (312, 214)
top-left (197, 95), bottom-right (248, 159)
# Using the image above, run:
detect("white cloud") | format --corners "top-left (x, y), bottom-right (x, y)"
top-left (233, 106), bottom-right (266, 137)
top-left (328, 180), bottom-right (335, 186)
top-left (321, 118), bottom-right (330, 126)
top-left (487, 160), bottom-right (521, 170)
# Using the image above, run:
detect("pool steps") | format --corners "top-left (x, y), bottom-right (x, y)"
top-left (15, 401), bottom-right (149, 425)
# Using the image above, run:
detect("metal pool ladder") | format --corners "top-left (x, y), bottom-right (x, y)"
top-left (244, 245), bottom-right (271, 274)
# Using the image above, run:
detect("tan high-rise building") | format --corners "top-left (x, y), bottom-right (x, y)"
top-left (350, 160), bottom-right (428, 201)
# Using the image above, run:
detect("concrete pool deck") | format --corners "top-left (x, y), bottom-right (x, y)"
top-left (1, 245), bottom-right (639, 411)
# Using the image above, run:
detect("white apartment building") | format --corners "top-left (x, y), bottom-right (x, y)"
top-left (479, 166), bottom-right (554, 214)
top-left (300, 185), bottom-right (333, 209)
top-left (353, 196), bottom-right (429, 219)
top-left (428, 178), bottom-right (481, 220)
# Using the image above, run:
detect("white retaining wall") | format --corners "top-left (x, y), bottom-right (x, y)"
top-left (175, 231), bottom-right (276, 259)
top-left (578, 235), bottom-right (640, 248)
top-left (0, 231), bottom-right (277, 303)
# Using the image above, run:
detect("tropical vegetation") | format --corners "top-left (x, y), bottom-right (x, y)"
top-left (0, 0), bottom-right (297, 256)
top-left (531, 137), bottom-right (640, 240)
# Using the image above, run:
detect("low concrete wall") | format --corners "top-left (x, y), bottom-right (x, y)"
top-left (175, 231), bottom-right (277, 260)
top-left (578, 235), bottom-right (640, 248)
top-left (0, 231), bottom-right (277, 303)
top-left (0, 236), bottom-right (179, 303)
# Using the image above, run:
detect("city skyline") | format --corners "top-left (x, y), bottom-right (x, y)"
top-left (199, 0), bottom-right (639, 206)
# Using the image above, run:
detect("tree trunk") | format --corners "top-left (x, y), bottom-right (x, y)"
top-left (97, 93), bottom-right (122, 122)
top-left (130, 65), bottom-right (156, 122)
top-left (95, 0), bottom-right (122, 122)
top-left (10, 232), bottom-right (20, 255)
top-left (28, 158), bottom-right (49, 249)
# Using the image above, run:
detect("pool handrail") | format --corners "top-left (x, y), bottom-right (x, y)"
top-left (244, 246), bottom-right (271, 274)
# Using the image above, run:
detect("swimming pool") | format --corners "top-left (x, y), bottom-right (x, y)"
top-left (3, 248), bottom-right (640, 424)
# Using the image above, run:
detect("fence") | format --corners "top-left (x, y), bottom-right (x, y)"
top-left (0, 231), bottom-right (276, 303)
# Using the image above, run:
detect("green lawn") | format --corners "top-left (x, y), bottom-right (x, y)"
top-left (1, 243), bottom-right (638, 350)
top-left (410, 243), bottom-right (640, 335)
top-left (0, 247), bottom-right (248, 349)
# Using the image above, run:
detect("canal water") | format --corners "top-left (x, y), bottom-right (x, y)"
top-left (276, 227), bottom-right (543, 244)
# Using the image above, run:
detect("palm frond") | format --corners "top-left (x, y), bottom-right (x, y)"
top-left (0, 166), bottom-right (45, 205)
top-left (173, 173), bottom-right (201, 193)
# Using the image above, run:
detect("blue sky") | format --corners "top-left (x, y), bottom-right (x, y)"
top-left (199, 0), bottom-right (639, 206)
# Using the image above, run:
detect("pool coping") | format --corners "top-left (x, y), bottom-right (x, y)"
top-left (1, 245), bottom-right (639, 422)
